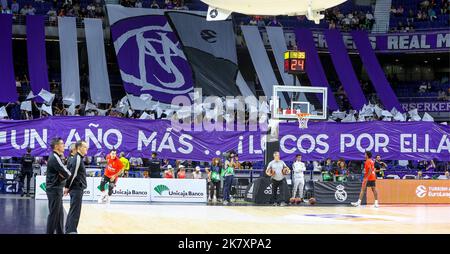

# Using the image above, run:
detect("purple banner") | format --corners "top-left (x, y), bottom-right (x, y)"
top-left (110, 15), bottom-right (194, 104)
top-left (1, 117), bottom-right (448, 162)
top-left (311, 30), bottom-right (449, 53)
top-left (295, 28), bottom-right (339, 110)
top-left (0, 117), bottom-right (263, 161)
top-left (352, 31), bottom-right (402, 112)
top-left (374, 31), bottom-right (449, 53)
top-left (279, 121), bottom-right (450, 162)
top-left (324, 29), bottom-right (367, 110)
top-left (401, 101), bottom-right (450, 112)
top-left (0, 14), bottom-right (18, 103)
top-left (26, 15), bottom-right (50, 102)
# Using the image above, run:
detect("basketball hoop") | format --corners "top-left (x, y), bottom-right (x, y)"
top-left (296, 112), bottom-right (311, 129)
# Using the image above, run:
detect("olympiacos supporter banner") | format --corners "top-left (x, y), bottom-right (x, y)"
top-left (0, 116), bottom-right (264, 161)
top-left (279, 121), bottom-right (450, 161)
top-left (0, 117), bottom-right (449, 161)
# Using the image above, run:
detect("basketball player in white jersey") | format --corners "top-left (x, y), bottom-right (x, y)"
top-left (292, 154), bottom-right (306, 201)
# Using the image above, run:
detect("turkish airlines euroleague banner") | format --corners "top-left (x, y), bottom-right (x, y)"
top-left (0, 116), bottom-right (264, 161)
top-left (279, 121), bottom-right (450, 161)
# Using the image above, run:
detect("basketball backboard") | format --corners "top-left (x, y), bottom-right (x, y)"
top-left (271, 85), bottom-right (328, 120)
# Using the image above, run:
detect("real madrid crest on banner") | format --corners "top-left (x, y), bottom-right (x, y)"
top-left (335, 184), bottom-right (348, 202)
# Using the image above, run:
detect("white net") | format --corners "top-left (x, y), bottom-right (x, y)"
top-left (296, 113), bottom-right (311, 129)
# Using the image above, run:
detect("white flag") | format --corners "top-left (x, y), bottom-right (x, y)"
top-left (374, 105), bottom-right (382, 118)
top-left (341, 114), bottom-right (356, 122)
top-left (381, 110), bottom-right (393, 117)
top-left (163, 109), bottom-right (174, 118)
top-left (40, 104), bottom-right (53, 115)
top-left (139, 112), bottom-right (153, 120)
top-left (67, 103), bottom-right (76, 115)
top-left (85, 101), bottom-right (98, 112)
top-left (0, 106), bottom-right (8, 118)
top-left (20, 101), bottom-right (32, 112)
top-left (393, 111), bottom-right (405, 121)
top-left (38, 89), bottom-right (55, 105)
top-left (127, 94), bottom-right (148, 111)
top-left (97, 109), bottom-right (108, 116)
top-left (150, 101), bottom-right (160, 111)
top-left (390, 107), bottom-right (399, 116)
top-left (26, 91), bottom-right (35, 100)
top-left (422, 112), bottom-right (434, 122)
top-left (156, 106), bottom-right (163, 118)
top-left (408, 108), bottom-right (419, 118)
top-left (331, 110), bottom-right (346, 120)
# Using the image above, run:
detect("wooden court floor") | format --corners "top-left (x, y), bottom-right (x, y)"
top-left (64, 202), bottom-right (450, 234)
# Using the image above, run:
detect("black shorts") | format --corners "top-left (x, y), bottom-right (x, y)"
top-left (366, 180), bottom-right (376, 187)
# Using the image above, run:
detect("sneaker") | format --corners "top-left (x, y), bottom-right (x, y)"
top-left (223, 200), bottom-right (229, 205)
top-left (272, 203), bottom-right (278, 206)
top-left (21, 193), bottom-right (25, 197)
top-left (373, 202), bottom-right (379, 208)
top-left (97, 194), bottom-right (106, 204)
top-left (26, 194), bottom-right (30, 197)
top-left (105, 195), bottom-right (111, 204)
top-left (351, 201), bottom-right (360, 207)
top-left (280, 202), bottom-right (287, 207)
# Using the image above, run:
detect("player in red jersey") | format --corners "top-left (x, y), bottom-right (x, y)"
top-left (351, 151), bottom-right (379, 208)
top-left (98, 149), bottom-right (124, 204)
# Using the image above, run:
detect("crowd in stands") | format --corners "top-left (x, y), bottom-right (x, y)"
top-left (242, 7), bottom-right (375, 32)
top-left (0, 0), bottom-right (106, 25)
top-left (324, 7), bottom-right (375, 31)
top-left (390, 0), bottom-right (449, 32)
top-left (120, 0), bottom-right (189, 10)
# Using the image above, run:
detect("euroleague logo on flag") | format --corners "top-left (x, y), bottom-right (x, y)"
top-left (209, 8), bottom-right (218, 19)
top-left (416, 185), bottom-right (427, 198)
top-left (200, 30), bottom-right (217, 43)
top-left (111, 15), bottom-right (194, 103)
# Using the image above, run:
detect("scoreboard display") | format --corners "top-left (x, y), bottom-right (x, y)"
top-left (284, 51), bottom-right (306, 74)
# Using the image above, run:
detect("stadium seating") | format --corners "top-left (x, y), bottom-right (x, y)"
top-left (389, 0), bottom-right (449, 30)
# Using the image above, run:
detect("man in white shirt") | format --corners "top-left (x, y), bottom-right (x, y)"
top-left (292, 154), bottom-right (306, 201)
top-left (265, 151), bottom-right (290, 206)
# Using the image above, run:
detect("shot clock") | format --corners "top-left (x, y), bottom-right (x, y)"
top-left (284, 51), bottom-right (306, 74)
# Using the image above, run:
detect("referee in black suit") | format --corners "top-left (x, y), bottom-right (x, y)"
top-left (46, 137), bottom-right (72, 234)
top-left (64, 141), bottom-right (89, 234)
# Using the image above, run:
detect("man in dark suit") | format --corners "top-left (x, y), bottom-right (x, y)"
top-left (46, 137), bottom-right (71, 234)
top-left (64, 141), bottom-right (89, 234)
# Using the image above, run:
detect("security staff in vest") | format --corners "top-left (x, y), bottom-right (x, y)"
top-left (64, 141), bottom-right (89, 234)
top-left (20, 147), bottom-right (34, 197)
top-left (148, 152), bottom-right (161, 178)
top-left (46, 137), bottom-right (72, 234)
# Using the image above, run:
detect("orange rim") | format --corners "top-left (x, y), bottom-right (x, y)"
top-left (296, 113), bottom-right (311, 119)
